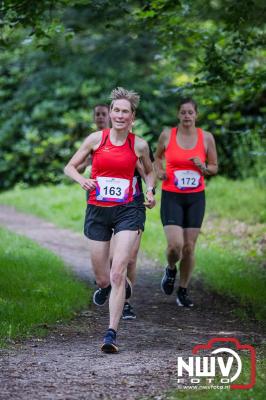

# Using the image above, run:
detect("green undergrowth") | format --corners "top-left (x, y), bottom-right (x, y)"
top-left (0, 177), bottom-right (265, 321)
top-left (0, 183), bottom-right (86, 232)
top-left (204, 177), bottom-right (266, 224)
top-left (0, 227), bottom-right (90, 346)
top-left (141, 195), bottom-right (266, 321)
top-left (0, 177), bottom-right (265, 228)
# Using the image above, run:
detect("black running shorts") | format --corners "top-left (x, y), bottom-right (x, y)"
top-left (133, 193), bottom-right (146, 232)
top-left (84, 201), bottom-right (140, 241)
top-left (160, 190), bottom-right (205, 228)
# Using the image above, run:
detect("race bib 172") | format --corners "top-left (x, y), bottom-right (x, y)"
top-left (174, 170), bottom-right (201, 190)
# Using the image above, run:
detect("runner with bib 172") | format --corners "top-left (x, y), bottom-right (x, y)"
top-left (155, 98), bottom-right (218, 307)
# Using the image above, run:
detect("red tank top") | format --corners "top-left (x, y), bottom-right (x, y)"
top-left (162, 127), bottom-right (206, 193)
top-left (88, 129), bottom-right (138, 206)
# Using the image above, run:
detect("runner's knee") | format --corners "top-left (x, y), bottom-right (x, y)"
top-left (110, 269), bottom-right (126, 287)
top-left (167, 243), bottom-right (182, 260)
top-left (182, 241), bottom-right (195, 257)
top-left (95, 276), bottom-right (110, 288)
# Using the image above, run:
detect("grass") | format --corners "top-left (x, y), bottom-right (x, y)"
top-left (0, 182), bottom-right (86, 232)
top-left (0, 227), bottom-right (90, 346)
top-left (0, 178), bottom-right (264, 396)
top-left (0, 177), bottom-right (265, 320)
top-left (205, 177), bottom-right (266, 224)
top-left (141, 193), bottom-right (266, 321)
top-left (0, 176), bottom-right (265, 229)
top-left (196, 246), bottom-right (265, 320)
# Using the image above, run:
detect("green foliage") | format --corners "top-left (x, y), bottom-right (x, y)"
top-left (0, 178), bottom-right (265, 321)
top-left (0, 226), bottom-right (90, 345)
top-left (0, 1), bottom-right (265, 189)
top-left (0, 9), bottom-right (177, 189)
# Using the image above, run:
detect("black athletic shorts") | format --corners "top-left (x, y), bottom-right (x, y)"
top-left (160, 190), bottom-right (205, 228)
top-left (133, 193), bottom-right (146, 232)
top-left (84, 201), bottom-right (141, 241)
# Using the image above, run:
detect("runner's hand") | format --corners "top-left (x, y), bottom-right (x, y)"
top-left (143, 192), bottom-right (156, 209)
top-left (79, 178), bottom-right (97, 191)
top-left (157, 170), bottom-right (167, 180)
top-left (189, 157), bottom-right (206, 173)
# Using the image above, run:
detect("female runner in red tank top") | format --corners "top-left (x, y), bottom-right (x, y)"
top-left (64, 88), bottom-right (156, 353)
top-left (155, 98), bottom-right (218, 307)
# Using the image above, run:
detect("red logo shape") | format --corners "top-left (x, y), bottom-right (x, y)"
top-left (192, 337), bottom-right (256, 389)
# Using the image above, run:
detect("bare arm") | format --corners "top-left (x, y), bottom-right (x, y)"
top-left (64, 131), bottom-right (102, 190)
top-left (76, 156), bottom-right (91, 174)
top-left (205, 132), bottom-right (218, 175)
top-left (136, 159), bottom-right (145, 180)
top-left (154, 129), bottom-right (169, 180)
top-left (135, 137), bottom-right (156, 208)
top-left (190, 131), bottom-right (218, 176)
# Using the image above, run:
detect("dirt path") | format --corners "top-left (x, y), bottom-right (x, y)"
top-left (0, 205), bottom-right (264, 400)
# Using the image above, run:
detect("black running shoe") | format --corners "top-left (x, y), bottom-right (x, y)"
top-left (122, 302), bottom-right (136, 320)
top-left (101, 330), bottom-right (118, 353)
top-left (161, 266), bottom-right (176, 295)
top-left (125, 277), bottom-right (132, 300)
top-left (93, 285), bottom-right (111, 306)
top-left (176, 288), bottom-right (194, 307)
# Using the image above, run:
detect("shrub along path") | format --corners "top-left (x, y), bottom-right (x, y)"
top-left (0, 205), bottom-right (264, 399)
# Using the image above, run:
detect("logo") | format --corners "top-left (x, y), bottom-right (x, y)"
top-left (177, 338), bottom-right (256, 390)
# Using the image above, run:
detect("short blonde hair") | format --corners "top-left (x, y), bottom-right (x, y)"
top-left (110, 87), bottom-right (140, 112)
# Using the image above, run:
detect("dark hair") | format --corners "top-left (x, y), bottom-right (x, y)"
top-left (93, 104), bottom-right (109, 111)
top-left (178, 98), bottom-right (198, 112)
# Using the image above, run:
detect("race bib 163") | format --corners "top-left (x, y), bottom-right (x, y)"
top-left (96, 177), bottom-right (130, 202)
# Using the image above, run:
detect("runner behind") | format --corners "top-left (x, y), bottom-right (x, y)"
top-left (155, 98), bottom-right (218, 307)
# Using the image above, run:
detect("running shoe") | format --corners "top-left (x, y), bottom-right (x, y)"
top-left (125, 277), bottom-right (133, 300)
top-left (101, 330), bottom-right (118, 353)
top-left (122, 302), bottom-right (136, 320)
top-left (161, 266), bottom-right (177, 295)
top-left (93, 284), bottom-right (111, 306)
top-left (176, 287), bottom-right (194, 307)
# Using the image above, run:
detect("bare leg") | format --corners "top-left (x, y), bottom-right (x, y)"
top-left (110, 231), bottom-right (142, 285)
top-left (123, 231), bottom-right (142, 319)
top-left (109, 230), bottom-right (138, 331)
top-left (127, 231), bottom-right (142, 285)
top-left (179, 228), bottom-right (200, 288)
top-left (109, 235), bottom-right (114, 267)
top-left (164, 225), bottom-right (184, 269)
top-left (88, 239), bottom-right (110, 288)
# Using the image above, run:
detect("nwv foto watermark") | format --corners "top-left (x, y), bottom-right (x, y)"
top-left (176, 337), bottom-right (256, 390)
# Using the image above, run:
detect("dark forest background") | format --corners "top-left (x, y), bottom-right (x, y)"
top-left (0, 0), bottom-right (265, 189)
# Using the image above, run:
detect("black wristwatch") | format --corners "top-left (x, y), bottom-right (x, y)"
top-left (146, 186), bottom-right (156, 195)
top-left (202, 166), bottom-right (208, 175)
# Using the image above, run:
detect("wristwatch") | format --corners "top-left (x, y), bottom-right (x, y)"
top-left (202, 166), bottom-right (208, 175)
top-left (146, 187), bottom-right (156, 195)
